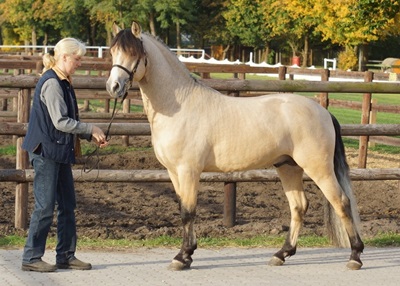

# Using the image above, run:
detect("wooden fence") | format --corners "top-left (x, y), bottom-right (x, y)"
top-left (0, 69), bottom-right (400, 229)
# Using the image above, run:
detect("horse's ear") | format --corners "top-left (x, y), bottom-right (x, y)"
top-left (131, 21), bottom-right (142, 38)
top-left (112, 22), bottom-right (121, 37)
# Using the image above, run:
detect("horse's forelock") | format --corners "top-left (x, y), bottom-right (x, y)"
top-left (111, 29), bottom-right (145, 58)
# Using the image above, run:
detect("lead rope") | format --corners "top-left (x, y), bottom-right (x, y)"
top-left (80, 92), bottom-right (128, 182)
top-left (80, 42), bottom-right (146, 182)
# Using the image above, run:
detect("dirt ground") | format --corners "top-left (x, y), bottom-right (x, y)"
top-left (0, 135), bottom-right (399, 242)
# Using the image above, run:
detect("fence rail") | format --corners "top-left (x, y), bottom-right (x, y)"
top-left (1, 168), bottom-right (399, 183)
top-left (1, 74), bottom-right (400, 92)
top-left (1, 122), bottom-right (399, 137)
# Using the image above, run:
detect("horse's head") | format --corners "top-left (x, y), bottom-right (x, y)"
top-left (106, 21), bottom-right (147, 98)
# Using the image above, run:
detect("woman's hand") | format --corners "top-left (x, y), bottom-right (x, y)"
top-left (91, 125), bottom-right (109, 148)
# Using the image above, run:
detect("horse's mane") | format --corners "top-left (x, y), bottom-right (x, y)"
top-left (110, 29), bottom-right (146, 58)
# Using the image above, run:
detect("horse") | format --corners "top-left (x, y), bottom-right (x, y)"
top-left (106, 21), bottom-right (364, 271)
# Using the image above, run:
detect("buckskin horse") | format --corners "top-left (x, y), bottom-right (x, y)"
top-left (106, 21), bottom-right (364, 271)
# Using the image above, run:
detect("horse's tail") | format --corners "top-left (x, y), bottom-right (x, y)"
top-left (324, 114), bottom-right (361, 248)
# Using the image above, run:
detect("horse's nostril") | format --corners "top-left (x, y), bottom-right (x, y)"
top-left (106, 80), bottom-right (120, 97)
top-left (112, 82), bottom-right (120, 93)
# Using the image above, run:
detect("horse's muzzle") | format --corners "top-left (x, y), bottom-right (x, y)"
top-left (106, 78), bottom-right (129, 98)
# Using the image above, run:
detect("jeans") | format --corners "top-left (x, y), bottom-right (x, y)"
top-left (22, 152), bottom-right (77, 264)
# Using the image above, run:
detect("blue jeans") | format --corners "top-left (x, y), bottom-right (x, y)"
top-left (22, 152), bottom-right (77, 264)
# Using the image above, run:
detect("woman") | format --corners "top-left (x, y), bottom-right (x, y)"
top-left (21, 38), bottom-right (108, 272)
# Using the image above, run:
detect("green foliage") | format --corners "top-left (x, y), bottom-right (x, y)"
top-left (223, 0), bottom-right (271, 48)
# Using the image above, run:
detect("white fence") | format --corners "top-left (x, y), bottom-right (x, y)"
top-left (1, 45), bottom-right (206, 59)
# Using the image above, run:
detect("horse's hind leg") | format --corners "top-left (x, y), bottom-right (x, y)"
top-left (168, 169), bottom-right (199, 271)
top-left (310, 174), bottom-right (364, 269)
top-left (269, 164), bottom-right (308, 266)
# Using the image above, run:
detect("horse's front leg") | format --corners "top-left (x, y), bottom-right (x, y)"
top-left (169, 204), bottom-right (197, 270)
top-left (168, 170), bottom-right (199, 271)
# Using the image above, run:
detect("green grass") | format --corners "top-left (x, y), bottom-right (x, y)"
top-left (77, 99), bottom-right (144, 113)
top-left (1, 233), bottom-right (399, 250)
top-left (328, 106), bottom-right (362, 124)
top-left (0, 145), bottom-right (16, 155)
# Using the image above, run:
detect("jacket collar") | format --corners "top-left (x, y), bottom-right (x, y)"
top-left (52, 65), bottom-right (72, 83)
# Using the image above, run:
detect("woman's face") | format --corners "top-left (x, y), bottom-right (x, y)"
top-left (64, 54), bottom-right (82, 76)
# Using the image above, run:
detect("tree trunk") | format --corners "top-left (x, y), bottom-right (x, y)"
top-left (222, 44), bottom-right (230, 60)
top-left (264, 43), bottom-right (270, 63)
top-left (43, 32), bottom-right (48, 46)
top-left (288, 41), bottom-right (297, 58)
top-left (358, 44), bottom-right (368, 71)
top-left (31, 27), bottom-right (37, 54)
top-left (302, 34), bottom-right (309, 67)
top-left (149, 12), bottom-right (156, 36)
top-left (176, 22), bottom-right (181, 52)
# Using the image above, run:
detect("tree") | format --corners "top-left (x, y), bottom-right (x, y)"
top-left (84, 0), bottom-right (120, 45)
top-left (314, 0), bottom-right (400, 70)
top-left (186, 0), bottom-right (229, 50)
top-left (0, 0), bottom-right (37, 45)
top-left (259, 0), bottom-right (317, 66)
top-left (224, 0), bottom-right (274, 62)
top-left (128, 0), bottom-right (159, 36)
top-left (154, 0), bottom-right (196, 48)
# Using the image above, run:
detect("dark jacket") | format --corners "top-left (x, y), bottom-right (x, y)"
top-left (22, 69), bottom-right (80, 164)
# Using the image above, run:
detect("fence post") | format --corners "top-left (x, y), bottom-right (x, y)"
top-left (278, 66), bottom-right (286, 80)
top-left (122, 99), bottom-right (131, 146)
top-left (358, 71), bottom-right (373, 168)
top-left (15, 88), bottom-right (31, 229)
top-left (223, 72), bottom-right (242, 227)
top-left (223, 182), bottom-right (236, 227)
top-left (319, 69), bottom-right (330, 108)
top-left (369, 98), bottom-right (378, 148)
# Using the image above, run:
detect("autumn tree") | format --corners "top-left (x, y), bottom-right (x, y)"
top-left (258, 0), bottom-right (318, 66)
top-left (0, 0), bottom-right (37, 45)
top-left (314, 0), bottom-right (400, 70)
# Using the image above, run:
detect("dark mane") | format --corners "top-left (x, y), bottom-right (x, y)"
top-left (111, 29), bottom-right (146, 58)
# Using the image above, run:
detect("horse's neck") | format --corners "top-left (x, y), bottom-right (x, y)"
top-left (139, 36), bottom-right (198, 117)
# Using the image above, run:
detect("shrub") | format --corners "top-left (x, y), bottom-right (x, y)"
top-left (338, 48), bottom-right (358, 71)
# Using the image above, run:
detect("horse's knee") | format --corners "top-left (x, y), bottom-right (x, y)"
top-left (180, 205), bottom-right (196, 224)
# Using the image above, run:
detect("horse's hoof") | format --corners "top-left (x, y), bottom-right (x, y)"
top-left (268, 256), bottom-right (285, 266)
top-left (168, 260), bottom-right (191, 271)
top-left (346, 260), bottom-right (363, 270)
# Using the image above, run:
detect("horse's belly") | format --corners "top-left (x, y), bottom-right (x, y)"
top-left (204, 146), bottom-right (280, 172)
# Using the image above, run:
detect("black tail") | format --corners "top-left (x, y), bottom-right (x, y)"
top-left (324, 114), bottom-right (360, 247)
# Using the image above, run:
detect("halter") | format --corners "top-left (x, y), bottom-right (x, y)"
top-left (111, 58), bottom-right (141, 84)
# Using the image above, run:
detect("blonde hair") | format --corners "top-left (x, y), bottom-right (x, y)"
top-left (42, 37), bottom-right (86, 73)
